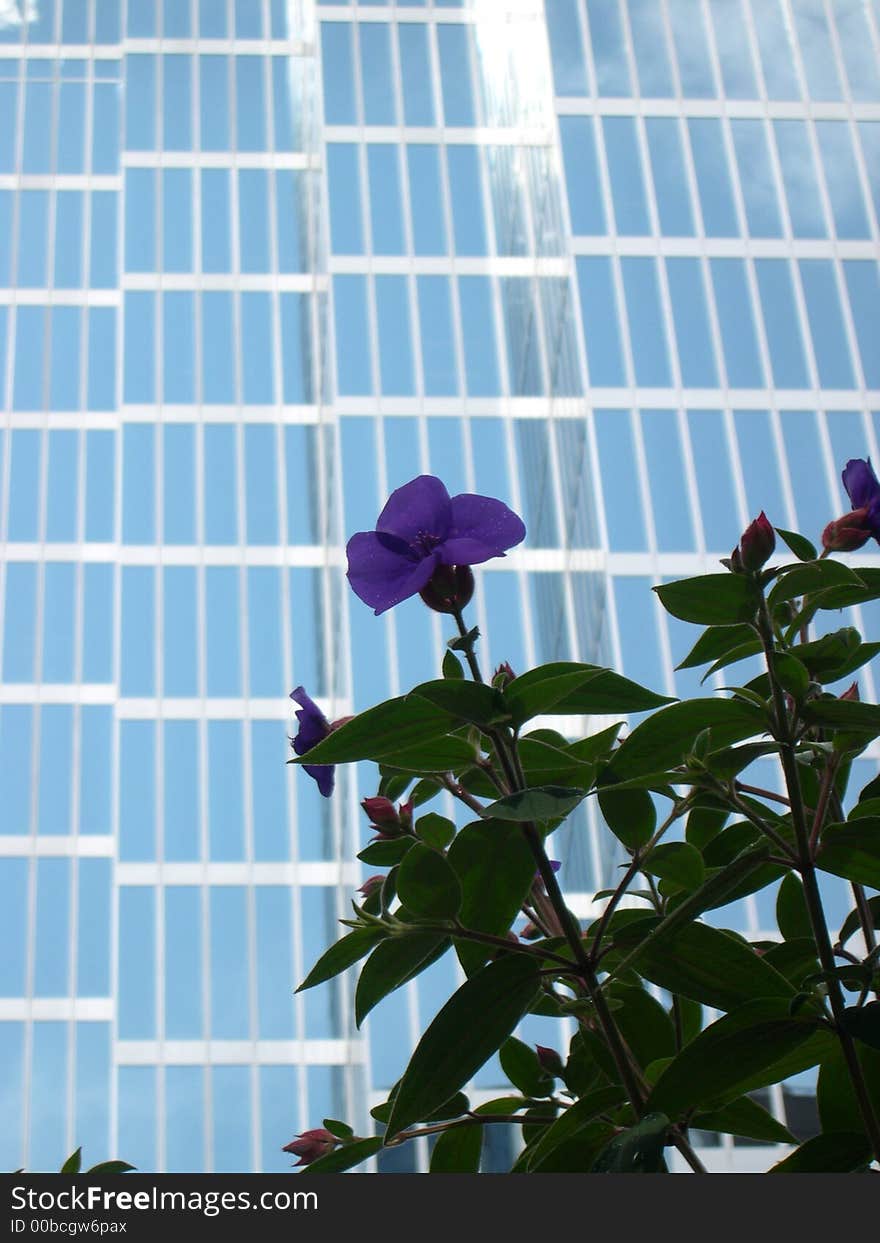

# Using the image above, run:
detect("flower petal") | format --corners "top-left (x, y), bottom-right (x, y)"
top-left (446, 493), bottom-right (527, 562)
top-left (303, 761), bottom-right (335, 798)
top-left (375, 475), bottom-right (452, 546)
top-left (438, 536), bottom-right (507, 565)
top-left (842, 458), bottom-right (880, 511)
top-left (346, 531), bottom-right (440, 614)
top-left (289, 686), bottom-right (330, 755)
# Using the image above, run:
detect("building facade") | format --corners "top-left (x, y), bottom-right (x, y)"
top-left (0, 0), bottom-right (878, 1173)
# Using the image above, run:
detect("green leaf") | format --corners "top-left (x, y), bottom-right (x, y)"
top-left (517, 738), bottom-right (595, 787)
top-left (692, 1095), bottom-right (796, 1145)
top-left (429, 1124), bottom-right (483, 1172)
top-left (654, 575), bottom-right (760, 626)
top-left (499, 1037), bottom-right (553, 1099)
top-left (473, 1096), bottom-right (533, 1117)
top-left (795, 628), bottom-right (880, 684)
top-left (814, 565), bottom-right (880, 611)
top-left (776, 873), bottom-right (813, 942)
top-left (769, 1132), bottom-right (872, 1173)
top-left (772, 652), bottom-right (810, 700)
top-left (803, 700), bottom-right (880, 736)
top-left (355, 933), bottom-right (450, 1027)
top-left (60, 1148), bottom-right (82, 1174)
top-left (775, 528), bottom-right (818, 562)
top-left (817, 1041), bottom-right (880, 1134)
top-left (373, 735), bottom-right (478, 773)
top-left (85, 1161), bottom-right (136, 1175)
top-left (296, 927), bottom-right (387, 993)
top-left (415, 813), bottom-right (456, 851)
top-left (291, 695), bottom-right (459, 766)
top-left (395, 842), bottom-right (461, 921)
top-left (442, 650), bottom-right (464, 680)
top-left (301, 1136), bottom-right (383, 1175)
top-left (677, 623), bottom-right (760, 671)
top-left (523, 1087), bottom-right (627, 1171)
top-left (412, 679), bottom-right (509, 727)
top-left (607, 983), bottom-right (677, 1068)
top-left (322, 1119), bottom-right (354, 1140)
top-left (447, 820), bottom-right (536, 975)
top-left (504, 662), bottom-right (672, 726)
top-left (485, 786), bottom-right (585, 825)
top-left (761, 938), bottom-right (819, 988)
top-left (838, 896), bottom-right (880, 946)
top-left (769, 559), bottom-right (865, 609)
top-left (817, 821), bottom-right (880, 888)
top-left (610, 919), bottom-right (795, 1012)
top-left (840, 1002), bottom-right (880, 1051)
top-left (590, 1113), bottom-right (670, 1173)
top-left (608, 698), bottom-right (766, 780)
top-left (597, 785), bottom-right (656, 851)
top-left (385, 955), bottom-right (542, 1139)
top-left (647, 1000), bottom-right (828, 1117)
top-left (357, 836), bottom-right (414, 866)
top-left (643, 842), bottom-right (705, 891)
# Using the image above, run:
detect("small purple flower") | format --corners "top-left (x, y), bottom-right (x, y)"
top-left (345, 475), bottom-right (526, 615)
top-left (840, 458), bottom-right (880, 545)
top-left (290, 686), bottom-right (334, 798)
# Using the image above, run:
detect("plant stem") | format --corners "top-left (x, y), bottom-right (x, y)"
top-left (440, 773), bottom-right (486, 817)
top-left (756, 593), bottom-right (880, 1163)
top-left (451, 606), bottom-right (485, 684)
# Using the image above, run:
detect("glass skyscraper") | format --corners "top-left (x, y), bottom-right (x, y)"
top-left (0, 0), bottom-right (878, 1174)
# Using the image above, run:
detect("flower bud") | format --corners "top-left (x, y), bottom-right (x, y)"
top-left (397, 800), bottom-right (414, 832)
top-left (822, 508), bottom-right (873, 554)
top-left (361, 796), bottom-right (399, 828)
top-left (738, 512), bottom-right (776, 572)
top-left (840, 681), bottom-right (860, 702)
top-left (519, 921), bottom-right (542, 941)
top-left (282, 1128), bottom-right (338, 1167)
top-left (357, 875), bottom-right (384, 899)
top-left (535, 1045), bottom-right (565, 1077)
top-left (418, 564), bottom-right (475, 614)
top-left (492, 662), bottom-right (517, 689)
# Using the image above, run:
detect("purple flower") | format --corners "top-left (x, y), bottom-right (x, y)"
top-left (345, 475), bottom-right (526, 615)
top-left (290, 687), bottom-right (335, 798)
top-left (840, 458), bottom-right (880, 544)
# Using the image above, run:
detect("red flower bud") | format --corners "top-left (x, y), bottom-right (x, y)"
top-left (519, 921), bottom-right (542, 941)
top-left (535, 1045), bottom-right (565, 1077)
top-left (418, 564), bottom-right (475, 614)
top-left (361, 796), bottom-right (399, 828)
top-left (282, 1128), bottom-right (338, 1167)
top-left (397, 800), bottom-right (414, 831)
top-left (492, 662), bottom-right (516, 689)
top-left (822, 508), bottom-right (873, 554)
top-left (358, 875), bottom-right (384, 898)
top-left (840, 681), bottom-right (860, 702)
top-left (738, 512), bottom-right (776, 572)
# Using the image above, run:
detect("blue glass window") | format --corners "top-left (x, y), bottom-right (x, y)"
top-left (88, 308), bottom-right (116, 412)
top-left (46, 431), bottom-right (78, 541)
top-left (203, 423), bottom-right (238, 543)
top-left (755, 260), bottom-right (810, 389)
top-left (210, 887), bottom-right (249, 1034)
top-left (201, 169), bottom-right (231, 272)
top-left (627, 0), bottom-right (675, 96)
top-left (360, 23), bottom-right (396, 124)
top-left (447, 146), bottom-right (486, 255)
top-left (7, 429), bottom-right (40, 540)
top-left (125, 56), bottom-right (156, 150)
top-left (687, 409), bottom-right (741, 549)
top-left (708, 0), bottom-right (758, 98)
top-left (418, 276), bottom-right (457, 397)
top-left (256, 889), bottom-right (295, 1038)
top-left (327, 144), bottom-right (363, 254)
top-left (646, 118), bottom-right (694, 236)
top-left (118, 888), bottom-right (156, 1035)
top-left (799, 260), bottom-right (855, 388)
top-left (236, 57), bottom-right (266, 149)
top-left (17, 190), bottom-right (49, 286)
top-left (162, 425), bottom-right (196, 544)
top-left (576, 257), bottom-right (626, 387)
top-left (205, 569), bottom-right (242, 695)
top-left (13, 305), bottom-right (47, 410)
top-left (57, 81), bottom-right (86, 174)
top-left (117, 1068), bottom-right (156, 1175)
top-left (92, 81), bottom-right (119, 173)
top-left (595, 409), bottom-right (648, 551)
top-left (780, 411), bottom-right (833, 538)
top-left (123, 292), bottom-right (155, 403)
top-left (82, 565), bottom-right (114, 683)
top-left (163, 55), bottom-right (192, 151)
top-left (458, 276), bottom-right (500, 396)
top-left (80, 707), bottom-right (112, 834)
top-left (792, 0), bottom-right (842, 101)
top-left (435, 24), bottom-right (475, 124)
top-left (587, 0), bottom-right (631, 96)
top-left (843, 261), bottom-right (880, 389)
top-left (0, 859), bottom-right (27, 993)
top-left (668, 0), bottom-right (717, 97)
top-left (734, 409), bottom-right (786, 522)
top-left (333, 276), bottom-right (373, 395)
top-left (241, 293), bottom-right (274, 404)
top-left (710, 258), bottom-right (765, 388)
top-left (321, 23), bottom-right (357, 124)
top-left (199, 55), bottom-right (230, 151)
top-left (730, 120), bottom-right (783, 237)
top-left (603, 116), bottom-right (650, 235)
top-left (666, 258), bottom-right (718, 387)
top-left (212, 1067), bottom-right (251, 1170)
top-left (247, 568), bottom-right (284, 697)
top-left (688, 119), bottom-right (739, 237)
top-left (816, 122), bottom-right (871, 240)
top-left (408, 145), bottom-right (447, 255)
top-left (281, 293), bottom-right (314, 404)
top-left (42, 563), bottom-right (75, 682)
top-left (90, 192), bottom-right (118, 287)
top-left (54, 192), bottom-right (83, 288)
top-left (833, 0), bottom-right (880, 102)
top-left (502, 279), bottom-right (542, 396)
top-left (201, 292), bottom-right (235, 403)
top-left (621, 258), bottom-right (671, 386)
top-left (399, 23), bottom-right (434, 125)
top-left (165, 888), bottom-right (203, 1038)
top-left (368, 145), bottom-right (405, 255)
top-left (162, 170), bottom-right (193, 272)
top-left (164, 720), bottom-right (201, 861)
top-left (163, 567), bottom-right (198, 697)
top-left (0, 707), bottom-right (33, 834)
top-left (614, 576), bottom-right (664, 690)
top-left (774, 120), bottom-right (827, 239)
top-left (749, 0), bottom-right (800, 100)
top-left (239, 169), bottom-right (270, 272)
top-left (560, 117), bottom-right (605, 235)
top-left (35, 859), bottom-right (70, 994)
top-left (252, 720), bottom-right (289, 861)
top-left (376, 276), bottom-right (415, 396)
top-left (642, 410), bottom-right (694, 550)
top-left (120, 567), bottom-right (155, 696)
top-left (545, 0), bottom-right (589, 96)
top-left (122, 424), bottom-right (155, 544)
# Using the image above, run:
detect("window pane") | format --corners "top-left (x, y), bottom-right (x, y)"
top-left (118, 724), bottom-right (155, 861)
top-left (576, 257), bottom-right (626, 386)
top-left (163, 567), bottom-right (198, 697)
top-left (603, 116), bottom-right (650, 235)
top-left (755, 259), bottom-right (810, 389)
top-left (407, 145), bottom-right (446, 255)
top-left (688, 119), bottom-right (739, 236)
top-left (687, 409), bottom-right (740, 549)
top-left (710, 258), bottom-right (765, 387)
top-left (203, 424), bottom-right (238, 542)
top-left (749, 0), bottom-right (800, 100)
top-left (560, 116), bottom-right (605, 235)
top-left (333, 276), bottom-right (373, 395)
top-left (368, 145), bottom-right (405, 255)
top-left (546, 0), bottom-right (589, 96)
top-left (244, 424), bottom-right (279, 542)
top-left (398, 23), bottom-right (434, 125)
top-left (587, 0), bottom-right (631, 96)
top-left (327, 144), bottom-right (363, 254)
top-left (360, 24), bottom-right (396, 125)
top-left (666, 258), bottom-right (718, 387)
top-left (201, 169), bottom-right (231, 272)
top-left (832, 0), bottom-right (880, 102)
top-left (376, 276), bottom-right (415, 396)
top-left (621, 258), bottom-right (671, 386)
top-left (708, 0), bottom-right (758, 99)
top-left (247, 568), bottom-right (284, 696)
top-left (458, 275), bottom-right (500, 396)
top-left (627, 0), bottom-right (674, 96)
top-left (199, 55), bottom-right (229, 151)
top-left (205, 569), bottom-right (242, 696)
top-left (799, 260), bottom-right (854, 388)
top-left (646, 118), bottom-right (694, 236)
top-left (595, 410), bottom-right (647, 550)
top-left (162, 169), bottom-right (193, 271)
top-left (792, 0), bottom-right (842, 101)
top-left (843, 261), bottom-right (880, 389)
top-left (641, 410), bottom-right (695, 550)
top-left (321, 22), bottom-right (357, 124)
top-left (447, 145), bottom-right (486, 255)
top-left (668, 0), bottom-right (716, 97)
top-left (816, 122), bottom-right (871, 240)
top-left (417, 275), bottom-right (457, 397)
top-left (730, 120), bottom-right (783, 238)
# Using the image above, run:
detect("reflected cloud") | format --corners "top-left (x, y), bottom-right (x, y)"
top-left (0, 0), bottom-right (37, 30)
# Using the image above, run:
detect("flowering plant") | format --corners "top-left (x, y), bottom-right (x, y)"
top-left (287, 467), bottom-right (880, 1174)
